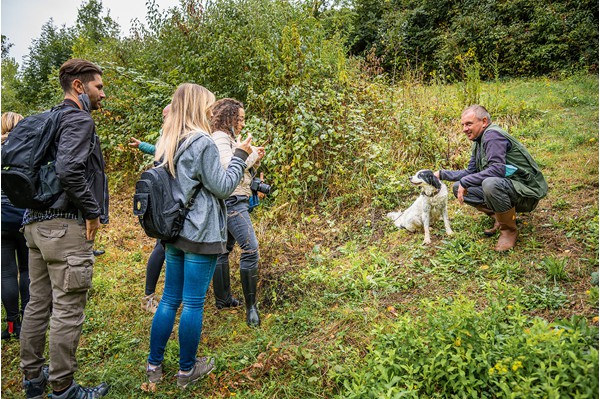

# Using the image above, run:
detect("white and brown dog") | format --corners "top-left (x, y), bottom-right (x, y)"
top-left (386, 169), bottom-right (454, 244)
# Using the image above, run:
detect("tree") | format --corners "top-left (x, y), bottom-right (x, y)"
top-left (19, 20), bottom-right (74, 109)
top-left (1, 36), bottom-right (26, 114)
top-left (75, 0), bottom-right (119, 43)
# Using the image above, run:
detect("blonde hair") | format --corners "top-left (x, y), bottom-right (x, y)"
top-left (155, 84), bottom-right (216, 175)
top-left (1, 112), bottom-right (24, 144)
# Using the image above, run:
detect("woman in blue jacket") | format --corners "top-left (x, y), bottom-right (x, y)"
top-left (145, 84), bottom-right (252, 389)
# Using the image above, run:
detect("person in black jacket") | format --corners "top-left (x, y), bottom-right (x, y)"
top-left (19, 59), bottom-right (110, 399)
top-left (1, 111), bottom-right (28, 341)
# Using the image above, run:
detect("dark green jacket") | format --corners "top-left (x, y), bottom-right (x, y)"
top-left (475, 124), bottom-right (548, 199)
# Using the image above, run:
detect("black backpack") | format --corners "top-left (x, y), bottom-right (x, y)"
top-left (133, 134), bottom-right (204, 241)
top-left (1, 106), bottom-right (66, 210)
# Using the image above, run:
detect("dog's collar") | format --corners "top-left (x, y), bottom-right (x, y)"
top-left (421, 189), bottom-right (439, 198)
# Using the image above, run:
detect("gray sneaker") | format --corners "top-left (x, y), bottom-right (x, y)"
top-left (146, 363), bottom-right (163, 383)
top-left (51, 381), bottom-right (109, 399)
top-left (176, 357), bottom-right (215, 389)
top-left (141, 293), bottom-right (160, 314)
top-left (23, 365), bottom-right (49, 399)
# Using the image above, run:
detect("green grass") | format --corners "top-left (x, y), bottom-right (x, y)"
top-left (2, 75), bottom-right (598, 398)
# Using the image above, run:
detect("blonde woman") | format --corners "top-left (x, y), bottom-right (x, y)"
top-left (1, 112), bottom-right (23, 144)
top-left (1, 112), bottom-right (28, 341)
top-left (146, 84), bottom-right (252, 388)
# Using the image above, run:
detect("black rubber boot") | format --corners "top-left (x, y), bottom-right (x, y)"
top-left (1, 322), bottom-right (13, 340)
top-left (2, 320), bottom-right (20, 340)
top-left (240, 268), bottom-right (260, 327)
top-left (212, 262), bottom-right (241, 309)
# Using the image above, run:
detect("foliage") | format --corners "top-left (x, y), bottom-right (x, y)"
top-left (541, 256), bottom-right (569, 283)
top-left (334, 297), bottom-right (599, 398)
top-left (1, 40), bottom-right (27, 115)
top-left (1, 68), bottom-right (598, 399)
top-left (18, 20), bottom-right (75, 110)
top-left (15, 0), bottom-right (121, 112)
top-left (344, 0), bottom-right (599, 80)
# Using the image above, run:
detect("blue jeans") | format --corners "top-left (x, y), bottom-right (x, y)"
top-left (217, 196), bottom-right (259, 272)
top-left (148, 244), bottom-right (216, 371)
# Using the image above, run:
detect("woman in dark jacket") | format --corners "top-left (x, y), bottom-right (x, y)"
top-left (1, 111), bottom-right (28, 340)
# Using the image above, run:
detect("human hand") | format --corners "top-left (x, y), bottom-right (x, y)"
top-left (86, 217), bottom-right (101, 241)
top-left (129, 137), bottom-right (141, 148)
top-left (255, 146), bottom-right (265, 160)
top-left (457, 183), bottom-right (467, 204)
top-left (237, 134), bottom-right (253, 154)
top-left (434, 170), bottom-right (440, 179)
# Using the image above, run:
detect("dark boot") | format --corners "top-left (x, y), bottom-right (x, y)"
top-left (475, 204), bottom-right (500, 236)
top-left (212, 262), bottom-right (241, 309)
top-left (14, 320), bottom-right (21, 338)
top-left (240, 268), bottom-right (260, 327)
top-left (495, 208), bottom-right (518, 252)
top-left (1, 321), bottom-right (14, 340)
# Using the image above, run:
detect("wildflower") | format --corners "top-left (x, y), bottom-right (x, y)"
top-left (593, 316), bottom-right (599, 324)
top-left (512, 360), bottom-right (523, 372)
top-left (454, 337), bottom-right (461, 347)
top-left (480, 265), bottom-right (489, 271)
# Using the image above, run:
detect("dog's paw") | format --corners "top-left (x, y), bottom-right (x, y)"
top-left (446, 229), bottom-right (454, 236)
top-left (422, 238), bottom-right (431, 245)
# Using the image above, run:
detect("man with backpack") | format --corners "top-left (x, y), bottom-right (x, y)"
top-left (19, 59), bottom-right (110, 399)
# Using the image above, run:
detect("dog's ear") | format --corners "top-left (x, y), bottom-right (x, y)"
top-left (420, 170), bottom-right (441, 190)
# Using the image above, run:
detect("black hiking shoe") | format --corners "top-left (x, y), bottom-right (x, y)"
top-left (51, 381), bottom-right (109, 399)
top-left (23, 365), bottom-right (49, 399)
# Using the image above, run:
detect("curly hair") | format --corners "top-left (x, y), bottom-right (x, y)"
top-left (209, 98), bottom-right (244, 136)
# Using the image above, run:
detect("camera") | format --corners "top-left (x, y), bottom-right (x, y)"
top-left (250, 177), bottom-right (271, 195)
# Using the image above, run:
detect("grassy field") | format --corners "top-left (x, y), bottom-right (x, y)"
top-left (2, 75), bottom-right (598, 398)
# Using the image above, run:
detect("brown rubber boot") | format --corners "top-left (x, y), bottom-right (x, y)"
top-left (494, 208), bottom-right (518, 252)
top-left (475, 204), bottom-right (500, 236)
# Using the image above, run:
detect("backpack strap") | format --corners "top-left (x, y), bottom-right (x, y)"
top-left (174, 131), bottom-right (209, 211)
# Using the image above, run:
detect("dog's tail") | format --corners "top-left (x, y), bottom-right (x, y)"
top-left (386, 211), bottom-right (403, 222)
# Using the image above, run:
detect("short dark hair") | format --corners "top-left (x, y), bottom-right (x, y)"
top-left (59, 59), bottom-right (103, 92)
top-left (209, 98), bottom-right (244, 135)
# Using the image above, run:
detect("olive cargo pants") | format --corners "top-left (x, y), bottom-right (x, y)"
top-left (20, 218), bottom-right (94, 390)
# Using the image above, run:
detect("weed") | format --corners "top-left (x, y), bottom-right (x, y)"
top-left (552, 198), bottom-right (570, 210)
top-left (489, 259), bottom-right (524, 282)
top-left (541, 256), bottom-right (569, 283)
top-left (334, 297), bottom-right (599, 398)
top-left (524, 285), bottom-right (569, 310)
top-left (429, 237), bottom-right (489, 275)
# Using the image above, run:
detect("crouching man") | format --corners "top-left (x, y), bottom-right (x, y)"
top-left (434, 105), bottom-right (547, 251)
